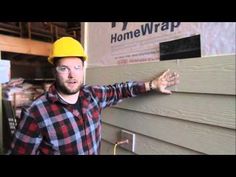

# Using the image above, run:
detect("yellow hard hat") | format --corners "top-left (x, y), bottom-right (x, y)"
top-left (48, 37), bottom-right (87, 64)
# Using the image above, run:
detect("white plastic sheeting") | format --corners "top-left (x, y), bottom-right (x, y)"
top-left (85, 22), bottom-right (235, 68)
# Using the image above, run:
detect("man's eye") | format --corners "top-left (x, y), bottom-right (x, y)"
top-left (74, 66), bottom-right (81, 70)
top-left (57, 66), bottom-right (68, 72)
top-left (59, 67), bottom-right (67, 71)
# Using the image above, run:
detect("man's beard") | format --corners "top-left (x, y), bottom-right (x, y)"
top-left (55, 79), bottom-right (82, 95)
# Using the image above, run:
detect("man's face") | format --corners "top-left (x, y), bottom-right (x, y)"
top-left (55, 57), bottom-right (84, 95)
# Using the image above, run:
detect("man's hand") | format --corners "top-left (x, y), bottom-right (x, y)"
top-left (146, 69), bottom-right (180, 94)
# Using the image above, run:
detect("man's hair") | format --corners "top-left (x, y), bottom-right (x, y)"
top-left (53, 57), bottom-right (84, 66)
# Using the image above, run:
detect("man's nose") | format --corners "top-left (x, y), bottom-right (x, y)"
top-left (68, 70), bottom-right (76, 78)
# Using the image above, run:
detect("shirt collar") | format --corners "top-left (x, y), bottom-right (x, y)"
top-left (47, 83), bottom-right (63, 104)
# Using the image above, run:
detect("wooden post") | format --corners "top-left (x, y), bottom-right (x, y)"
top-left (28, 22), bottom-right (31, 39)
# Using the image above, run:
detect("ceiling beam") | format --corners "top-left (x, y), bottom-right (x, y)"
top-left (0, 34), bottom-right (52, 56)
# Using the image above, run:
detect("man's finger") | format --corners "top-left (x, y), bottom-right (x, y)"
top-left (161, 89), bottom-right (172, 94)
top-left (167, 80), bottom-right (179, 87)
top-left (161, 69), bottom-right (170, 79)
top-left (167, 75), bottom-right (179, 82)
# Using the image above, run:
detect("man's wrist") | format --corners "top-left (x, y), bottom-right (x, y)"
top-left (149, 80), bottom-right (154, 91)
top-left (145, 80), bottom-right (154, 91)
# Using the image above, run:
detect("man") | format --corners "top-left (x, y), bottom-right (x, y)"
top-left (10, 37), bottom-right (179, 155)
